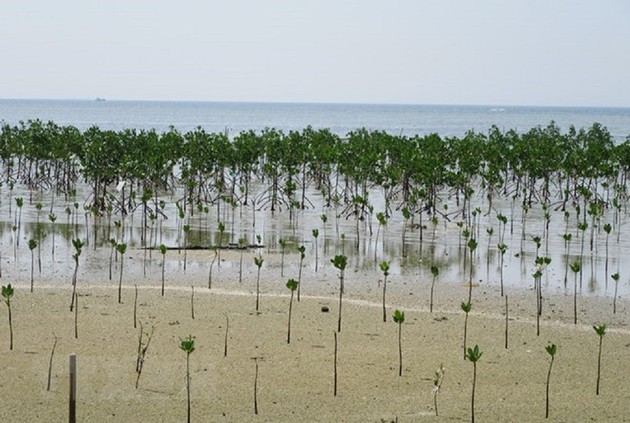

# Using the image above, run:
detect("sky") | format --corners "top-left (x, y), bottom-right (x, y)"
top-left (1, 0), bottom-right (629, 107)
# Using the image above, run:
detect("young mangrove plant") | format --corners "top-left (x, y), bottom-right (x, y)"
top-left (497, 243), bottom-right (508, 297)
top-left (2, 284), bottom-right (14, 350)
top-left (612, 272), bottom-right (620, 314)
top-left (466, 345), bottom-right (483, 423)
top-left (69, 238), bottom-right (84, 312)
top-left (48, 213), bottom-right (57, 258)
top-left (312, 229), bottom-right (319, 272)
top-left (570, 260), bottom-right (581, 324)
top-left (46, 333), bottom-right (58, 391)
top-left (331, 255), bottom-right (348, 332)
top-left (432, 364), bottom-right (446, 416)
top-left (593, 324), bottom-right (606, 395)
top-left (279, 238), bottom-right (287, 277)
top-left (467, 238), bottom-right (478, 303)
top-left (461, 301), bottom-right (472, 360)
top-left (238, 237), bottom-right (246, 283)
top-left (286, 278), bottom-right (298, 344)
top-left (116, 242), bottom-right (127, 304)
top-left (182, 224), bottom-right (190, 272)
top-left (254, 256), bottom-right (264, 312)
top-left (393, 309), bottom-right (405, 376)
top-left (160, 244), bottom-right (167, 296)
top-left (135, 323), bottom-right (155, 389)
top-left (28, 239), bottom-right (37, 292)
top-left (430, 264), bottom-right (439, 313)
top-left (545, 343), bottom-right (557, 419)
top-left (380, 261), bottom-right (390, 322)
top-left (179, 335), bottom-right (196, 423)
top-left (208, 245), bottom-right (218, 289)
top-left (297, 245), bottom-right (305, 301)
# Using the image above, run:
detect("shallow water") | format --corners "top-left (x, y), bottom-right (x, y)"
top-left (1, 180), bottom-right (628, 299)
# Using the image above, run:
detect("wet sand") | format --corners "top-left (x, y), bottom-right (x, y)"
top-left (0, 249), bottom-right (629, 422)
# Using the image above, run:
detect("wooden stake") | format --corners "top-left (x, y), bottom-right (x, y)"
top-left (69, 353), bottom-right (76, 423)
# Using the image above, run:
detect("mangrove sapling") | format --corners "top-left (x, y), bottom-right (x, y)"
top-left (217, 220), bottom-right (225, 267)
top-left (238, 237), bottom-right (246, 283)
top-left (279, 238), bottom-right (287, 277)
top-left (577, 221), bottom-right (588, 289)
top-left (28, 239), bottom-right (37, 292)
top-left (594, 324), bottom-right (606, 395)
top-left (466, 345), bottom-right (483, 423)
top-left (179, 335), bottom-right (195, 423)
top-left (432, 364), bottom-right (445, 416)
top-left (430, 265), bottom-right (439, 313)
top-left (69, 238), bottom-right (84, 312)
top-left (331, 255), bottom-right (348, 332)
top-left (612, 273), bottom-right (620, 314)
top-left (182, 224), bottom-right (190, 272)
top-left (461, 301), bottom-right (472, 360)
top-left (48, 213), bottom-right (57, 258)
top-left (15, 197), bottom-right (23, 247)
top-left (393, 309), bottom-right (405, 376)
top-left (312, 229), bottom-right (319, 272)
top-left (47, 333), bottom-right (58, 391)
top-left (286, 278), bottom-right (298, 343)
top-left (254, 256), bottom-right (263, 312)
top-left (380, 261), bottom-right (390, 322)
top-left (2, 284), bottom-right (14, 350)
top-left (116, 242), bottom-right (127, 304)
top-left (333, 331), bottom-right (338, 396)
top-left (570, 260), bottom-right (581, 324)
top-left (467, 238), bottom-right (478, 303)
top-left (297, 245), bottom-right (305, 301)
top-left (35, 203), bottom-right (43, 273)
top-left (207, 246), bottom-right (218, 289)
top-left (190, 285), bottom-right (195, 320)
top-left (603, 223), bottom-right (612, 281)
top-left (485, 227), bottom-right (493, 279)
top-left (504, 295), bottom-right (509, 349)
top-left (374, 211), bottom-right (386, 262)
top-left (133, 285), bottom-right (138, 328)
top-left (108, 238), bottom-right (116, 280)
top-left (253, 357), bottom-right (259, 415)
top-left (223, 314), bottom-right (229, 357)
top-left (562, 233), bottom-right (572, 287)
top-left (160, 244), bottom-right (167, 295)
top-left (545, 343), bottom-right (557, 419)
top-left (135, 323), bottom-right (155, 389)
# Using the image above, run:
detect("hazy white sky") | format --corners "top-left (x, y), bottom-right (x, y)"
top-left (1, 0), bottom-right (629, 106)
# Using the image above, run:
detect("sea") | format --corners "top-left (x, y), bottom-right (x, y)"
top-left (1, 99), bottom-right (630, 141)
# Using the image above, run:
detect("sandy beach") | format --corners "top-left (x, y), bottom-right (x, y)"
top-left (0, 247), bottom-right (628, 422)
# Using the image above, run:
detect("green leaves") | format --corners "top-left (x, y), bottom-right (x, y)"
top-left (461, 301), bottom-right (472, 314)
top-left (28, 239), bottom-right (38, 251)
top-left (312, 228), bottom-right (319, 238)
top-left (379, 261), bottom-right (390, 276)
top-left (593, 324), bottom-right (606, 337)
top-left (570, 260), bottom-right (581, 274)
top-left (286, 278), bottom-right (298, 292)
top-left (466, 345), bottom-right (482, 362)
top-left (298, 245), bottom-right (306, 259)
top-left (179, 335), bottom-right (196, 354)
top-left (254, 257), bottom-right (264, 268)
top-left (393, 309), bottom-right (405, 324)
top-left (430, 265), bottom-right (439, 278)
top-left (116, 242), bottom-right (127, 255)
top-left (159, 244), bottom-right (167, 255)
top-left (611, 272), bottom-right (620, 283)
top-left (1, 284), bottom-right (14, 303)
top-left (545, 343), bottom-right (557, 357)
top-left (331, 255), bottom-right (347, 271)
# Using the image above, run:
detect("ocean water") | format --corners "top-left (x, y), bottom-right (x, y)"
top-left (1, 99), bottom-right (630, 141)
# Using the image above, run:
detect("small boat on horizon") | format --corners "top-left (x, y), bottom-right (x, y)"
top-left (95, 97), bottom-right (106, 102)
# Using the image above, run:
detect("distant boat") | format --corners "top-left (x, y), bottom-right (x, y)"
top-left (95, 97), bottom-right (106, 102)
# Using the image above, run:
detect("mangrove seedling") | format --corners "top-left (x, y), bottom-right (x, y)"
top-left (467, 238), bottom-right (478, 303)
top-left (331, 255), bottom-right (348, 332)
top-left (135, 323), bottom-right (155, 389)
top-left (461, 301), bottom-right (472, 360)
top-left (380, 261), bottom-right (390, 322)
top-left (208, 245), bottom-right (218, 289)
top-left (116, 242), bottom-right (127, 304)
top-left (238, 237), bottom-right (247, 283)
top-left (312, 229), bottom-right (319, 272)
top-left (570, 260), bottom-right (581, 324)
top-left (46, 333), bottom-right (58, 391)
top-left (182, 224), bottom-right (190, 272)
top-left (545, 343), bottom-right (557, 418)
top-left (28, 239), bottom-right (37, 292)
top-left (223, 314), bottom-right (229, 357)
top-left (497, 243), bottom-right (508, 297)
top-left (160, 244), bottom-right (167, 295)
top-left (297, 245), bottom-right (305, 301)
top-left (432, 364), bottom-right (446, 416)
top-left (594, 324), bottom-right (606, 395)
top-left (253, 357), bottom-right (260, 415)
top-left (179, 335), bottom-right (196, 423)
top-left (69, 238), bottom-right (84, 312)
top-left (286, 278), bottom-right (298, 343)
top-left (254, 256), bottom-right (264, 312)
top-left (48, 213), bottom-right (57, 257)
top-left (393, 309), bottom-right (405, 376)
top-left (611, 273), bottom-right (620, 314)
top-left (217, 220), bottom-right (225, 267)
top-left (466, 345), bottom-right (483, 423)
top-left (279, 238), bottom-right (287, 277)
top-left (2, 284), bottom-right (14, 350)
top-left (190, 285), bottom-right (195, 320)
top-left (430, 265), bottom-right (439, 313)
top-left (108, 238), bottom-right (116, 280)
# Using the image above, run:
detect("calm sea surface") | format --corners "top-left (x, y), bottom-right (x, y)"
top-left (1, 99), bottom-right (630, 141)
